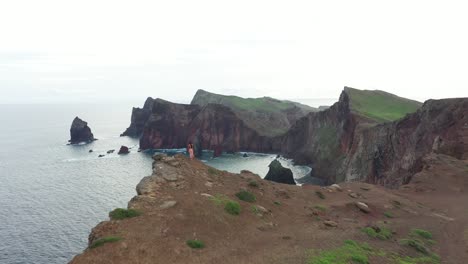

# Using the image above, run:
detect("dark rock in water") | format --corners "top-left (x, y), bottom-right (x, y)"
top-left (98, 154), bottom-right (105, 158)
top-left (118, 146), bottom-right (130, 154)
top-left (243, 153), bottom-right (249, 158)
top-left (107, 149), bottom-right (115, 154)
top-left (264, 159), bottom-right (295, 185)
top-left (89, 149), bottom-right (93, 153)
top-left (69, 117), bottom-right (95, 144)
top-left (276, 154), bottom-right (281, 159)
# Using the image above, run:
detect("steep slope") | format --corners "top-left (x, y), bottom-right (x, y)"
top-left (191, 89), bottom-right (317, 136)
top-left (120, 97), bottom-right (155, 137)
top-left (138, 99), bottom-right (276, 156)
top-left (344, 87), bottom-right (422, 123)
top-left (70, 153), bottom-right (468, 264)
top-left (280, 90), bottom-right (467, 187)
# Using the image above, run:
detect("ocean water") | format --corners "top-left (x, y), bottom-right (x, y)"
top-left (0, 103), bottom-right (311, 264)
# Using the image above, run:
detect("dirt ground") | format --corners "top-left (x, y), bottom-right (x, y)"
top-left (70, 153), bottom-right (468, 264)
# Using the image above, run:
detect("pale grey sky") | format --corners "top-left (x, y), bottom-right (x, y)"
top-left (0, 0), bottom-right (467, 105)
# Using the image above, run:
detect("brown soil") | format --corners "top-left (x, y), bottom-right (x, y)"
top-left (70, 154), bottom-right (468, 264)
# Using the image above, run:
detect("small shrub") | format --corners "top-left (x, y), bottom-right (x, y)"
top-left (307, 240), bottom-right (371, 264)
top-left (411, 229), bottom-right (433, 239)
top-left (208, 167), bottom-right (218, 175)
top-left (362, 226), bottom-right (392, 240)
top-left (315, 191), bottom-right (325, 199)
top-left (400, 239), bottom-right (430, 255)
top-left (248, 180), bottom-right (259, 188)
top-left (251, 205), bottom-right (260, 214)
top-left (89, 236), bottom-right (121, 249)
top-left (186, 239), bottom-right (205, 249)
top-left (109, 208), bottom-right (141, 220)
top-left (314, 205), bottom-right (327, 212)
top-left (274, 201), bottom-right (281, 206)
top-left (225, 200), bottom-right (241, 215)
top-left (235, 190), bottom-right (256, 202)
top-left (383, 212), bottom-right (394, 218)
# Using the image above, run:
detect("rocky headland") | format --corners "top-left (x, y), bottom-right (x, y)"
top-left (69, 116), bottom-right (95, 144)
top-left (70, 153), bottom-right (468, 263)
top-left (121, 87), bottom-right (467, 187)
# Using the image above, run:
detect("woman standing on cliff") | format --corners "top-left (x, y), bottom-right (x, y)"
top-left (187, 142), bottom-right (195, 160)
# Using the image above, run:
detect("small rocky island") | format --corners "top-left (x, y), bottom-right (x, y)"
top-left (69, 117), bottom-right (95, 144)
top-left (264, 159), bottom-right (295, 185)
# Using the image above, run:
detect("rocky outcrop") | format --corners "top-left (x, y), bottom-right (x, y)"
top-left (191, 89), bottom-right (317, 137)
top-left (279, 91), bottom-right (468, 187)
top-left (139, 99), bottom-right (277, 156)
top-left (69, 117), bottom-right (95, 144)
top-left (118, 146), bottom-right (129, 154)
top-left (120, 97), bottom-right (154, 137)
top-left (264, 159), bottom-right (295, 185)
top-left (277, 91), bottom-right (357, 184)
top-left (342, 98), bottom-right (468, 186)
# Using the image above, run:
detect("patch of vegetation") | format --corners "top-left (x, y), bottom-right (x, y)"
top-left (224, 200), bottom-right (241, 215)
top-left (208, 167), bottom-right (218, 175)
top-left (210, 194), bottom-right (241, 215)
top-left (274, 201), bottom-right (281, 206)
top-left (307, 240), bottom-right (372, 264)
top-left (109, 208), bottom-right (141, 220)
top-left (186, 239), bottom-right (205, 249)
top-left (248, 180), bottom-right (259, 188)
top-left (235, 190), bottom-right (256, 202)
top-left (89, 236), bottom-right (122, 249)
top-left (399, 239), bottom-right (430, 255)
top-left (251, 205), bottom-right (260, 214)
top-left (315, 191), bottom-right (326, 200)
top-left (411, 229), bottom-right (433, 239)
top-left (362, 226), bottom-right (392, 240)
top-left (384, 211), bottom-right (394, 218)
top-left (314, 205), bottom-right (327, 212)
top-left (345, 87), bottom-right (421, 122)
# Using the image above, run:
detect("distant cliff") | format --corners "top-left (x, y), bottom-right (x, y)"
top-left (120, 97), bottom-right (155, 137)
top-left (278, 89), bottom-right (467, 187)
top-left (123, 87), bottom-right (467, 187)
top-left (191, 89), bottom-right (317, 137)
top-left (138, 99), bottom-right (276, 156)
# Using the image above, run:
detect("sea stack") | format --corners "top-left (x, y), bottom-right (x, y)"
top-left (264, 159), bottom-right (295, 185)
top-left (118, 146), bottom-right (130, 154)
top-left (69, 117), bottom-right (95, 144)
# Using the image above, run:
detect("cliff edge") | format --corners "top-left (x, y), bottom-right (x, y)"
top-left (70, 154), bottom-right (468, 263)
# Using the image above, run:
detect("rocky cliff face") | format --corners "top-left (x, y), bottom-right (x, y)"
top-left (191, 89), bottom-right (316, 137)
top-left (120, 97), bottom-right (155, 137)
top-left (139, 99), bottom-right (276, 156)
top-left (342, 98), bottom-right (468, 187)
top-left (279, 91), bottom-right (468, 187)
top-left (69, 117), bottom-right (95, 144)
top-left (277, 91), bottom-right (358, 184)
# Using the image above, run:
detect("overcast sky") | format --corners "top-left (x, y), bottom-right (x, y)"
top-left (0, 0), bottom-right (467, 105)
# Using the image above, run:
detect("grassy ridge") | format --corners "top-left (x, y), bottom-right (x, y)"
top-left (191, 89), bottom-right (316, 136)
top-left (345, 87), bottom-right (422, 122)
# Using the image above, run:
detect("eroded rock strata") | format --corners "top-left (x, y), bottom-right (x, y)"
top-left (124, 88), bottom-right (467, 187)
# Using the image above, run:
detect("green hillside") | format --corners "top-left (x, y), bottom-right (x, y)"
top-left (191, 89), bottom-right (317, 136)
top-left (345, 87), bottom-right (422, 122)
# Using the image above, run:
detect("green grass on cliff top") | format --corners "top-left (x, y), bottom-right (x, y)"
top-left (191, 89), bottom-right (317, 136)
top-left (345, 87), bottom-right (422, 122)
